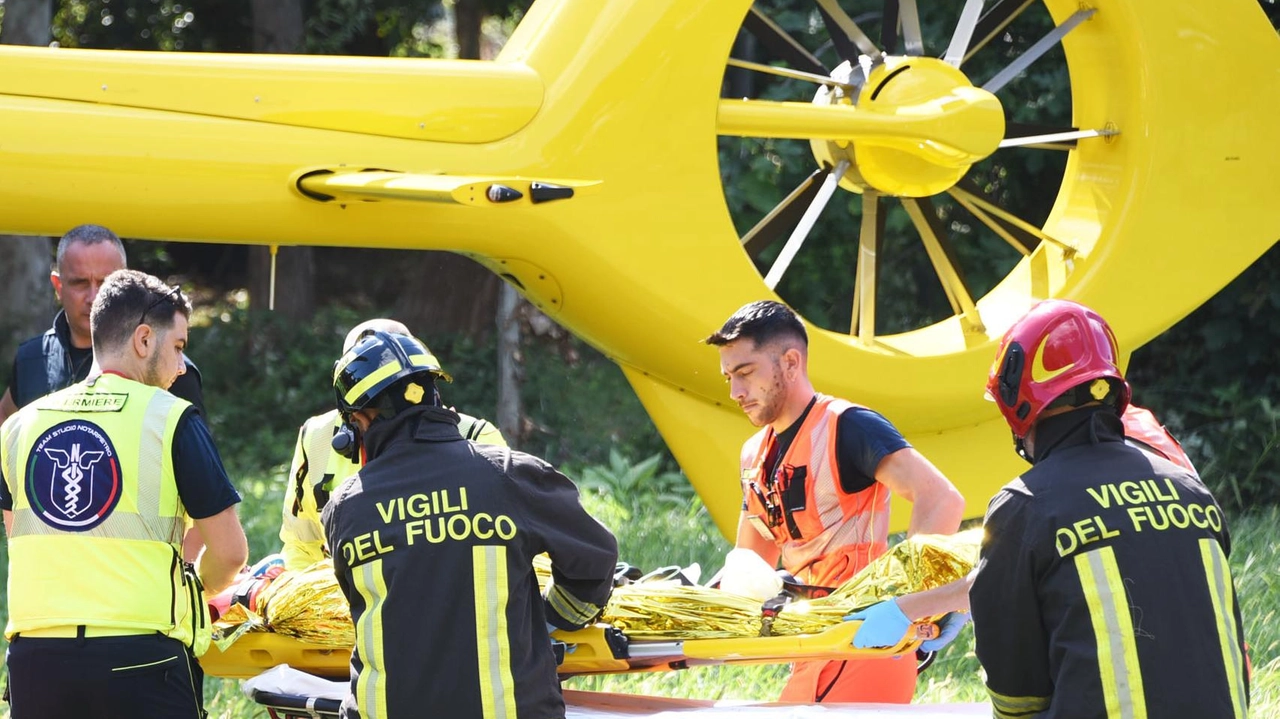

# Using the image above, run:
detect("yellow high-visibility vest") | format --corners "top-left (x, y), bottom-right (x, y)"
top-left (280, 408), bottom-right (506, 571)
top-left (0, 373), bottom-right (210, 654)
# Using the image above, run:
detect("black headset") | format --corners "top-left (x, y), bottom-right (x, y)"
top-left (331, 420), bottom-right (361, 461)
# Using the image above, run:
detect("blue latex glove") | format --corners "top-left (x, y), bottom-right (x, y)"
top-left (844, 598), bottom-right (912, 649)
top-left (920, 611), bottom-right (971, 652)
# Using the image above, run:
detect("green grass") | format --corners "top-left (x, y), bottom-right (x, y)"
top-left (1, 496), bottom-right (1277, 716)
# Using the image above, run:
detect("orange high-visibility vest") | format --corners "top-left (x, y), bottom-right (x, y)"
top-left (740, 395), bottom-right (889, 587)
top-left (1121, 405), bottom-right (1195, 472)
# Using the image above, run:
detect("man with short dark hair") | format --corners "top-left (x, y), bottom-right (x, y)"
top-left (1, 269), bottom-right (247, 719)
top-left (0, 225), bottom-right (205, 427)
top-left (706, 300), bottom-right (966, 704)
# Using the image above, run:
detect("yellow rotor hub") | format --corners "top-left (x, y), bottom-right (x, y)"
top-left (811, 57), bottom-right (1005, 197)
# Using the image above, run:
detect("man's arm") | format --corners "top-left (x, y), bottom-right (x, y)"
top-left (875, 448), bottom-right (965, 536)
top-left (193, 506), bottom-right (248, 594)
top-left (182, 524), bottom-right (205, 564)
top-left (501, 449), bottom-right (618, 630)
top-left (0, 388), bottom-right (18, 427)
top-left (896, 572), bottom-right (973, 619)
top-left (3, 509), bottom-right (11, 536)
top-left (847, 571), bottom-right (974, 649)
top-left (170, 409), bottom-right (246, 591)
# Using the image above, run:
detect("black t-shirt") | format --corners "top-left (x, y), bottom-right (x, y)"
top-left (749, 398), bottom-right (911, 509)
top-left (65, 344), bottom-right (94, 382)
top-left (0, 407), bottom-right (239, 517)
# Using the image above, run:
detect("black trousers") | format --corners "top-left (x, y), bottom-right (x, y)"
top-left (5, 632), bottom-right (206, 719)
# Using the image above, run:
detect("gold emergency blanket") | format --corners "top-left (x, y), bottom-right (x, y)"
top-left (562, 530), bottom-right (981, 641)
top-left (535, 555), bottom-right (764, 640)
top-left (602, 583), bottom-right (765, 640)
top-left (223, 531), bottom-right (978, 649)
top-left (770, 528), bottom-right (981, 636)
top-left (254, 560), bottom-right (354, 647)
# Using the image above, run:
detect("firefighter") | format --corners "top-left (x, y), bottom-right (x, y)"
top-left (323, 330), bottom-right (617, 719)
top-left (969, 299), bottom-right (1248, 718)
top-left (705, 300), bottom-right (965, 704)
top-left (0, 269), bottom-right (247, 719)
top-left (279, 318), bottom-right (505, 571)
top-left (845, 403), bottom-right (1201, 654)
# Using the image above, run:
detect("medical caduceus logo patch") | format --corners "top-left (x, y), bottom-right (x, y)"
top-left (25, 419), bottom-right (123, 531)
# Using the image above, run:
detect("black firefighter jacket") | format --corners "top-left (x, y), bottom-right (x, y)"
top-left (970, 407), bottom-right (1248, 719)
top-left (322, 405), bottom-right (618, 719)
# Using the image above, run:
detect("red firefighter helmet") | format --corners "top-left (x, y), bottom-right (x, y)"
top-left (986, 300), bottom-right (1132, 438)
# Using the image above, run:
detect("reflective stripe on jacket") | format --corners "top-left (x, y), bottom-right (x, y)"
top-left (739, 394), bottom-right (889, 587)
top-left (0, 374), bottom-right (210, 653)
top-left (971, 409), bottom-right (1247, 719)
top-left (280, 408), bottom-right (507, 571)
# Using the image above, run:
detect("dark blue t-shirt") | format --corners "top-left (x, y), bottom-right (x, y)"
top-left (745, 399), bottom-right (911, 509)
top-left (0, 407), bottom-right (239, 517)
top-left (832, 405), bottom-right (912, 492)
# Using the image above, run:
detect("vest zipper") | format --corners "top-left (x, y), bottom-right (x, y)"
top-left (183, 560), bottom-right (206, 642)
top-left (169, 547), bottom-right (181, 628)
top-left (193, 570), bottom-right (206, 629)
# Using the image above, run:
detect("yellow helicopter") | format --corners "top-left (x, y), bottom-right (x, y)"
top-left (0, 0), bottom-right (1275, 537)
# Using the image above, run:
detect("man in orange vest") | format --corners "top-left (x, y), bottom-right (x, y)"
top-left (706, 300), bottom-right (966, 704)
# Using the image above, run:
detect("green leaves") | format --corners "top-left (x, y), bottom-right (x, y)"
top-left (576, 449), bottom-right (696, 519)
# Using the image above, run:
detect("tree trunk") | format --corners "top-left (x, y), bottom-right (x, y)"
top-left (251, 0), bottom-right (304, 53)
top-left (495, 283), bottom-right (523, 446)
top-left (0, 0), bottom-right (51, 46)
top-left (386, 252), bottom-right (502, 336)
top-left (0, 1), bottom-right (58, 371)
top-left (247, 0), bottom-right (314, 318)
top-left (726, 32), bottom-right (757, 99)
top-left (0, 237), bottom-right (57, 373)
top-left (454, 0), bottom-right (483, 60)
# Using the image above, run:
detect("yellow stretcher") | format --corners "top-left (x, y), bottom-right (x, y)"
top-left (200, 619), bottom-right (932, 680)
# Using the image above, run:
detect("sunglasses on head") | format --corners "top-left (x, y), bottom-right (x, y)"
top-left (138, 285), bottom-right (185, 327)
